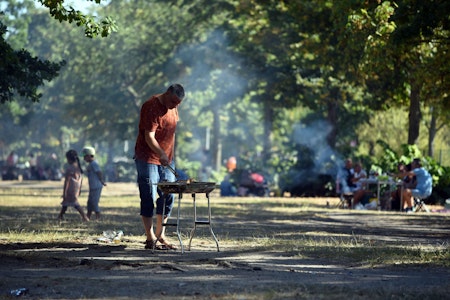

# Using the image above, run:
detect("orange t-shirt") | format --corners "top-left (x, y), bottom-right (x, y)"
top-left (134, 95), bottom-right (179, 164)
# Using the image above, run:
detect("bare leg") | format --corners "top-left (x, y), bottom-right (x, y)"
top-left (405, 196), bottom-right (413, 209)
top-left (353, 190), bottom-right (364, 205)
top-left (402, 189), bottom-right (413, 210)
top-left (141, 216), bottom-right (156, 242)
top-left (76, 206), bottom-right (90, 222)
top-left (155, 214), bottom-right (168, 239)
top-left (58, 206), bottom-right (67, 220)
top-left (155, 214), bottom-right (176, 249)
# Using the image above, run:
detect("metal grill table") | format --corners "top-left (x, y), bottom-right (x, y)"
top-left (157, 182), bottom-right (220, 253)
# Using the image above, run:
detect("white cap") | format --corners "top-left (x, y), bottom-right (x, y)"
top-left (82, 147), bottom-right (95, 156)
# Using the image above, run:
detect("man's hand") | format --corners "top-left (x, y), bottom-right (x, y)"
top-left (159, 152), bottom-right (169, 166)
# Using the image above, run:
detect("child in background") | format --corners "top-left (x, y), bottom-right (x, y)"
top-left (82, 147), bottom-right (106, 220)
top-left (59, 150), bottom-right (89, 222)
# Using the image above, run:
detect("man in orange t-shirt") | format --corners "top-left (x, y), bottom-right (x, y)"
top-left (134, 84), bottom-right (185, 250)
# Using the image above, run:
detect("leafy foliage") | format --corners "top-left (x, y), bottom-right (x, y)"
top-left (344, 0), bottom-right (450, 144)
top-left (0, 20), bottom-right (64, 103)
top-left (0, 0), bottom-right (117, 104)
top-left (37, 0), bottom-right (118, 37)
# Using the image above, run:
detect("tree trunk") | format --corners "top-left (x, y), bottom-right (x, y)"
top-left (407, 79), bottom-right (422, 145)
top-left (212, 107), bottom-right (222, 172)
top-left (428, 107), bottom-right (437, 157)
top-left (326, 99), bottom-right (338, 149)
top-left (262, 100), bottom-right (273, 163)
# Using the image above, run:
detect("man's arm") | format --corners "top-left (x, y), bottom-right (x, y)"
top-left (145, 130), bottom-right (169, 165)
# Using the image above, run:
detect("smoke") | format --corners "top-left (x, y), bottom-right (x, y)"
top-left (171, 30), bottom-right (249, 168)
top-left (292, 120), bottom-right (340, 175)
top-left (175, 30), bottom-right (246, 98)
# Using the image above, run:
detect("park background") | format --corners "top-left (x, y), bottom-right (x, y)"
top-left (1, 0), bottom-right (449, 204)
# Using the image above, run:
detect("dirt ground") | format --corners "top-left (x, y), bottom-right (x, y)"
top-left (0, 182), bottom-right (449, 299)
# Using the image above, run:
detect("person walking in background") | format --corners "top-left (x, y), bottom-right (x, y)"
top-left (82, 146), bottom-right (106, 220)
top-left (59, 150), bottom-right (89, 222)
top-left (134, 83), bottom-right (185, 250)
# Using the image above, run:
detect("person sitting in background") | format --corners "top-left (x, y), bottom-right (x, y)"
top-left (349, 162), bottom-right (372, 210)
top-left (5, 151), bottom-right (19, 180)
top-left (400, 158), bottom-right (432, 213)
top-left (336, 158), bottom-right (356, 195)
top-left (389, 163), bottom-right (416, 211)
top-left (220, 174), bottom-right (237, 196)
top-left (352, 162), bottom-right (367, 190)
top-left (29, 153), bottom-right (38, 180)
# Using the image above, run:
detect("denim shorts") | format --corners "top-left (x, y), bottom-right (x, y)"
top-left (87, 187), bottom-right (103, 212)
top-left (410, 188), bottom-right (430, 199)
top-left (135, 159), bottom-right (176, 217)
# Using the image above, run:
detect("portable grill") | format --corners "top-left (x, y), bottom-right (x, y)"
top-left (157, 181), bottom-right (219, 253)
top-left (157, 181), bottom-right (216, 194)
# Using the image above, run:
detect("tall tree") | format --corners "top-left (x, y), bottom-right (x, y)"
top-left (226, 0), bottom-right (370, 157)
top-left (344, 0), bottom-right (450, 146)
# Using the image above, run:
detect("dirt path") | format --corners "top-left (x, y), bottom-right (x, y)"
top-left (1, 244), bottom-right (448, 300)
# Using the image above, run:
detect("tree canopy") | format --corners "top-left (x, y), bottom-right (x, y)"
top-left (0, 19), bottom-right (63, 103)
top-left (0, 0), bottom-right (117, 104)
top-left (37, 0), bottom-right (117, 38)
top-left (1, 0), bottom-right (449, 191)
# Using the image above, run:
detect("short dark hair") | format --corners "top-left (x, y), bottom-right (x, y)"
top-left (413, 158), bottom-right (422, 167)
top-left (167, 83), bottom-right (185, 100)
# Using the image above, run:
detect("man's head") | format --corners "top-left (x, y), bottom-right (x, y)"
top-left (168, 83), bottom-right (184, 99)
top-left (412, 158), bottom-right (422, 168)
top-left (345, 158), bottom-right (353, 169)
top-left (163, 83), bottom-right (184, 109)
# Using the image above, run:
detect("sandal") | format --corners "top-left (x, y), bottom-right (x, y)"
top-left (157, 238), bottom-right (178, 250)
top-left (144, 239), bottom-right (157, 250)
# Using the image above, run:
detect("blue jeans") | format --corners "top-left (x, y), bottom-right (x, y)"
top-left (135, 159), bottom-right (176, 217)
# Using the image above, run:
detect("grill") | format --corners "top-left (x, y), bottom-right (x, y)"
top-left (157, 181), bottom-right (216, 194)
top-left (156, 181), bottom-right (219, 253)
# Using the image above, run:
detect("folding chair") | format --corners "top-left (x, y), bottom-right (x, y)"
top-left (338, 193), bottom-right (353, 209)
top-left (336, 179), bottom-right (353, 209)
top-left (413, 197), bottom-right (430, 213)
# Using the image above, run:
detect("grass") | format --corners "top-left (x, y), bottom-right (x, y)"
top-left (0, 181), bottom-right (449, 268)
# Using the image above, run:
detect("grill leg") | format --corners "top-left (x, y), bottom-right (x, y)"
top-left (188, 193), bottom-right (220, 252)
top-left (160, 192), bottom-right (184, 253)
top-left (176, 193), bottom-right (184, 253)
